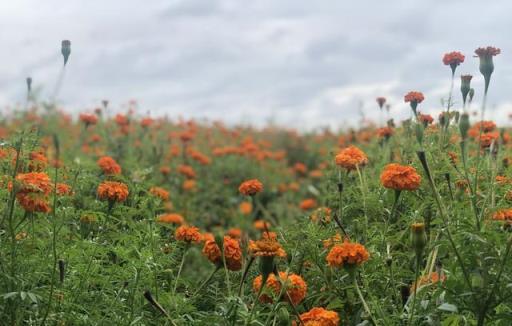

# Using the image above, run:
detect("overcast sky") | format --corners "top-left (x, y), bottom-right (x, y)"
top-left (0, 0), bottom-right (511, 129)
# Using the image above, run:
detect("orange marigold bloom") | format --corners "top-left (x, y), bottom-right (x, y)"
top-left (252, 272), bottom-right (307, 305)
top-left (238, 179), bottom-right (263, 196)
top-left (16, 194), bottom-right (51, 213)
top-left (335, 146), bottom-right (368, 171)
top-left (326, 239), bottom-right (369, 267)
top-left (160, 166), bottom-right (171, 176)
top-left (299, 198), bottom-right (318, 211)
top-left (442, 51), bottom-right (465, 66)
top-left (380, 163), bottom-right (421, 191)
top-left (97, 156), bottom-right (122, 175)
top-left (496, 176), bottom-right (509, 185)
top-left (149, 186), bottom-right (169, 201)
top-left (97, 181), bottom-right (129, 202)
top-left (479, 132), bottom-right (499, 148)
top-left (249, 238), bottom-right (286, 258)
top-left (28, 151), bottom-right (48, 172)
top-left (56, 183), bottom-right (72, 196)
top-left (404, 91), bottom-right (425, 104)
top-left (79, 113), bottom-right (98, 125)
top-left (377, 127), bottom-right (394, 139)
top-left (156, 213), bottom-right (184, 225)
top-left (293, 162), bottom-right (308, 175)
top-left (140, 117), bottom-right (153, 128)
top-left (202, 236), bottom-right (243, 271)
top-left (411, 271), bottom-right (446, 293)
top-left (253, 220), bottom-right (271, 231)
top-left (227, 228), bottom-right (242, 239)
top-left (295, 307), bottom-right (340, 326)
top-left (418, 113), bottom-right (434, 125)
top-left (492, 209), bottom-right (512, 222)
top-left (178, 164), bottom-right (196, 179)
top-left (15, 172), bottom-right (52, 195)
top-left (182, 179), bottom-right (196, 192)
top-left (239, 201), bottom-right (253, 215)
top-left (175, 225), bottom-right (202, 243)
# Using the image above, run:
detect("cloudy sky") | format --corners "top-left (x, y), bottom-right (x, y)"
top-left (0, 0), bottom-right (511, 129)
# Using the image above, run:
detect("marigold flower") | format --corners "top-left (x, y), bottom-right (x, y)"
top-left (227, 228), bottom-right (242, 239)
top-left (442, 51), bottom-right (465, 67)
top-left (182, 179), bottom-right (196, 192)
top-left (175, 225), bottom-right (202, 244)
top-left (252, 272), bottom-right (307, 305)
top-left (149, 186), bottom-right (169, 201)
top-left (15, 172), bottom-right (52, 195)
top-left (79, 113), bottom-right (98, 126)
top-left (160, 166), bottom-right (171, 176)
top-left (97, 156), bottom-right (122, 175)
top-left (326, 239), bottom-right (369, 268)
top-left (253, 220), bottom-right (271, 231)
top-left (202, 236), bottom-right (243, 271)
top-left (97, 181), bottom-right (129, 203)
top-left (492, 209), bottom-right (512, 222)
top-left (156, 213), bottom-right (184, 225)
top-left (377, 127), bottom-right (394, 139)
top-left (239, 179), bottom-right (263, 196)
top-left (295, 307), bottom-right (340, 326)
top-left (404, 91), bottom-right (425, 104)
top-left (249, 238), bottom-right (286, 258)
top-left (411, 271), bottom-right (446, 293)
top-left (178, 164), bottom-right (196, 179)
top-left (479, 132), bottom-right (499, 148)
top-left (335, 146), bottom-right (368, 171)
top-left (380, 163), bottom-right (421, 191)
top-left (239, 201), bottom-right (253, 215)
top-left (474, 46), bottom-right (501, 57)
top-left (299, 198), bottom-right (318, 211)
top-left (56, 183), bottom-right (72, 196)
top-left (28, 151), bottom-right (48, 172)
top-left (418, 113), bottom-right (434, 125)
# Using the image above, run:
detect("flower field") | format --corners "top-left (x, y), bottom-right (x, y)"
top-left (1, 43), bottom-right (512, 325)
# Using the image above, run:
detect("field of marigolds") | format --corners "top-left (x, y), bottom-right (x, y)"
top-left (0, 42), bottom-right (511, 326)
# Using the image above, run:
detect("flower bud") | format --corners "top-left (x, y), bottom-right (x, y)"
top-left (475, 46), bottom-right (500, 94)
top-left (61, 40), bottom-right (71, 65)
top-left (26, 77), bottom-right (32, 93)
top-left (411, 223), bottom-right (427, 257)
top-left (459, 113), bottom-right (470, 140)
top-left (277, 307), bottom-right (290, 325)
top-left (469, 88), bottom-right (475, 103)
top-left (460, 75), bottom-right (472, 106)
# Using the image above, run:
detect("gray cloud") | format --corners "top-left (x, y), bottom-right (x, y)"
top-left (0, 0), bottom-right (511, 129)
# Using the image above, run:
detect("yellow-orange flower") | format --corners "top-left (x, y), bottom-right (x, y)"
top-left (252, 272), bottom-right (307, 305)
top-left (335, 146), bottom-right (368, 171)
top-left (380, 163), bottom-right (421, 191)
top-left (156, 213), bottom-right (184, 225)
top-left (175, 225), bottom-right (202, 243)
top-left (97, 181), bottom-right (129, 202)
top-left (295, 307), bottom-right (340, 326)
top-left (249, 238), bottom-right (286, 258)
top-left (239, 179), bottom-right (263, 196)
top-left (326, 239), bottom-right (369, 267)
